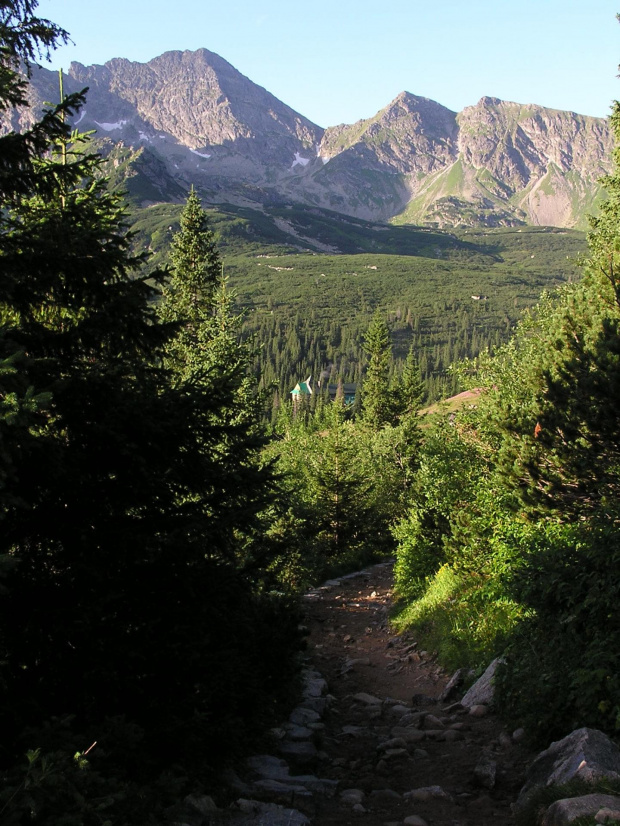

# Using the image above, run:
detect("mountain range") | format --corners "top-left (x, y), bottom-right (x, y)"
top-left (7, 48), bottom-right (613, 229)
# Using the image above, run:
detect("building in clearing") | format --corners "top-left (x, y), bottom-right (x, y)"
top-left (290, 376), bottom-right (313, 404)
top-left (290, 375), bottom-right (356, 406)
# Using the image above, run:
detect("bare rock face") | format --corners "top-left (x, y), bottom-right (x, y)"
top-left (454, 97), bottom-right (612, 227)
top-left (320, 92), bottom-right (458, 177)
top-left (3, 49), bottom-right (612, 226)
top-left (3, 49), bottom-right (324, 200)
top-left (69, 49), bottom-right (322, 161)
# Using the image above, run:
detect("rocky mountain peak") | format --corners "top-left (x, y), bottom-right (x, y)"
top-left (319, 91), bottom-right (457, 171)
top-left (477, 95), bottom-right (503, 108)
top-left (65, 48), bottom-right (323, 157)
top-left (1, 47), bottom-right (612, 228)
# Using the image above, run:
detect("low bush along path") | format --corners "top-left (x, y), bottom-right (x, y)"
top-left (288, 560), bottom-right (534, 826)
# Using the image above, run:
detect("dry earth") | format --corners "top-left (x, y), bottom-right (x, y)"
top-left (299, 561), bottom-right (535, 826)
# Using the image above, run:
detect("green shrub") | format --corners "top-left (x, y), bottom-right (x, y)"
top-left (393, 509), bottom-right (447, 601)
top-left (393, 564), bottom-right (521, 670)
top-left (496, 519), bottom-right (620, 745)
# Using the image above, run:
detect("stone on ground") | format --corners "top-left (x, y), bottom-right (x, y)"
top-left (541, 794), bottom-right (620, 826)
top-left (461, 658), bottom-right (502, 708)
top-left (516, 728), bottom-right (620, 815)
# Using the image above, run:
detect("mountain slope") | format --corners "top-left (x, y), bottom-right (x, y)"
top-left (395, 97), bottom-right (611, 227)
top-left (299, 92), bottom-right (459, 220)
top-left (3, 49), bottom-right (612, 227)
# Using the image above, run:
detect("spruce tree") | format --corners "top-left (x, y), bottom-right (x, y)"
top-left (484, 102), bottom-right (620, 517)
top-left (393, 345), bottom-right (424, 487)
top-left (398, 345), bottom-right (425, 417)
top-left (158, 190), bottom-right (274, 563)
top-left (361, 310), bottom-right (394, 428)
top-left (158, 187), bottom-right (221, 374)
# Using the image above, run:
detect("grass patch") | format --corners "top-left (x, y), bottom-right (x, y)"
top-left (392, 565), bottom-right (521, 671)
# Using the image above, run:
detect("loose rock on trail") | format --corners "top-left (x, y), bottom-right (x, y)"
top-left (196, 561), bottom-right (535, 826)
top-left (290, 560), bottom-right (533, 826)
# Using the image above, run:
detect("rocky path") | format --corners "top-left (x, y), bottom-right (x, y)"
top-left (291, 561), bottom-right (533, 826)
top-left (180, 562), bottom-right (535, 826)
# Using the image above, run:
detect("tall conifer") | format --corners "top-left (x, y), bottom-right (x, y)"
top-left (158, 190), bottom-right (274, 562)
top-left (361, 310), bottom-right (393, 428)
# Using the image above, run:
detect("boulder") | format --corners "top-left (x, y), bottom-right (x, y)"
top-left (386, 703), bottom-right (410, 718)
top-left (404, 786), bottom-right (451, 802)
top-left (516, 728), bottom-right (620, 815)
top-left (300, 696), bottom-right (330, 714)
top-left (377, 737), bottom-right (408, 752)
top-left (247, 755), bottom-right (290, 781)
top-left (280, 776), bottom-right (338, 796)
top-left (390, 726), bottom-right (426, 743)
top-left (289, 707), bottom-right (320, 726)
top-left (340, 788), bottom-right (365, 805)
top-left (398, 711), bottom-right (425, 728)
top-left (474, 753), bottom-right (497, 789)
top-left (277, 740), bottom-right (318, 769)
top-left (461, 658), bottom-right (502, 708)
top-left (255, 809), bottom-right (310, 826)
top-left (303, 678), bottom-right (327, 698)
top-left (253, 779), bottom-right (313, 800)
top-left (541, 794), bottom-right (620, 825)
top-left (421, 714), bottom-right (445, 729)
top-left (353, 692), bottom-right (382, 705)
top-left (165, 794), bottom-right (218, 826)
top-left (369, 788), bottom-right (402, 805)
top-left (286, 725), bottom-right (313, 741)
top-left (469, 704), bottom-right (489, 718)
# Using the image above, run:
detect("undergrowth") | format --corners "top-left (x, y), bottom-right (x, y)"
top-left (391, 564), bottom-right (521, 671)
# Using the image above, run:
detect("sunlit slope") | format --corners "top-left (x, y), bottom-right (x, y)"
top-left (130, 201), bottom-right (585, 399)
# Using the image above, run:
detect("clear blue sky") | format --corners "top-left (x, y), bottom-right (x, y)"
top-left (40, 0), bottom-right (620, 128)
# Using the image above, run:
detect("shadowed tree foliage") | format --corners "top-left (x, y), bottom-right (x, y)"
top-left (0, 5), bottom-right (303, 818)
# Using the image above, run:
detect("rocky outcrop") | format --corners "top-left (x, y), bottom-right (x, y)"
top-left (541, 794), bottom-right (620, 826)
top-left (3, 50), bottom-right (612, 226)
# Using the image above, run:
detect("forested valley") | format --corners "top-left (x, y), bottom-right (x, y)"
top-left (2, 2), bottom-right (620, 824)
top-left (129, 201), bottom-right (585, 415)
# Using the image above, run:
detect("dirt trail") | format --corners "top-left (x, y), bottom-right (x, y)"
top-left (301, 561), bottom-right (533, 826)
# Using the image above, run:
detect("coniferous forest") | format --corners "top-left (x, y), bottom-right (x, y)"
top-left (3, 2), bottom-right (620, 823)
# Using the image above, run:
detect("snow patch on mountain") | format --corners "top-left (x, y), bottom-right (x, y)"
top-left (291, 152), bottom-right (310, 169)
